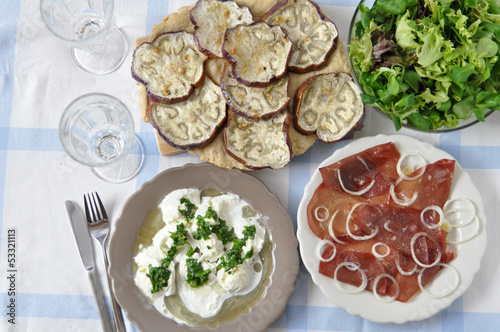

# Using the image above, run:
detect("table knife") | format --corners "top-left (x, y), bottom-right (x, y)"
top-left (65, 201), bottom-right (114, 332)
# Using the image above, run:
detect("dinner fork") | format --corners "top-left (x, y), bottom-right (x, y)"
top-left (85, 192), bottom-right (126, 332)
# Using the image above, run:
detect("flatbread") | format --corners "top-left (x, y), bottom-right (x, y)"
top-left (136, 0), bottom-right (351, 169)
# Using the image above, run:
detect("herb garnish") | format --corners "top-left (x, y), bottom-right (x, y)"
top-left (146, 222), bottom-right (187, 293)
top-left (193, 215), bottom-right (213, 240)
top-left (218, 225), bottom-right (256, 273)
top-left (206, 207), bottom-right (234, 245)
top-left (186, 258), bottom-right (211, 287)
top-left (170, 222), bottom-right (188, 246)
top-left (178, 198), bottom-right (197, 222)
top-left (147, 264), bottom-right (171, 293)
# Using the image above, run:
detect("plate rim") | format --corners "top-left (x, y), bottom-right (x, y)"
top-left (108, 162), bottom-right (299, 331)
top-left (297, 134), bottom-right (487, 323)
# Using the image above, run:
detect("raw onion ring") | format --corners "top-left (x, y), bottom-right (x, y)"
top-left (397, 152), bottom-right (426, 180)
top-left (328, 210), bottom-right (346, 244)
top-left (337, 169), bottom-right (375, 196)
top-left (443, 198), bottom-right (476, 227)
top-left (372, 242), bottom-right (390, 259)
top-left (420, 205), bottom-right (444, 229)
top-left (333, 262), bottom-right (367, 294)
top-left (314, 206), bottom-right (329, 223)
top-left (316, 239), bottom-right (336, 262)
top-left (395, 258), bottom-right (418, 276)
top-left (410, 232), bottom-right (442, 268)
top-left (418, 263), bottom-right (459, 298)
top-left (346, 203), bottom-right (378, 241)
top-left (446, 216), bottom-right (480, 245)
top-left (383, 220), bottom-right (395, 233)
top-left (390, 181), bottom-right (418, 206)
top-left (372, 274), bottom-right (399, 303)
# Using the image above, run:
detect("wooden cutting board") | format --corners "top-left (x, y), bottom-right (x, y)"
top-left (135, 36), bottom-right (184, 156)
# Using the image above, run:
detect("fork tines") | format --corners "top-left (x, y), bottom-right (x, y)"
top-left (84, 192), bottom-right (108, 225)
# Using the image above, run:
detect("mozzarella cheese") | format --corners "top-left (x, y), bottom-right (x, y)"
top-left (134, 188), bottom-right (266, 321)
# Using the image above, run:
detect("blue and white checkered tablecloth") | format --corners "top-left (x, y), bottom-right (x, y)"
top-left (1, 0), bottom-right (499, 331)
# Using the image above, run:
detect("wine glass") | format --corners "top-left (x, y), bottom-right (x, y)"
top-left (59, 93), bottom-right (144, 183)
top-left (40, 0), bottom-right (127, 75)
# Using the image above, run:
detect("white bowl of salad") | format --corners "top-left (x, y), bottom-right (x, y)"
top-left (348, 0), bottom-right (499, 132)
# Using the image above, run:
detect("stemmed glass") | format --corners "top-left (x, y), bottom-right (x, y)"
top-left (40, 0), bottom-right (127, 75)
top-left (59, 93), bottom-right (144, 183)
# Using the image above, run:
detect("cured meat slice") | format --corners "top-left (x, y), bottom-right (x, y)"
top-left (391, 159), bottom-right (456, 210)
top-left (307, 182), bottom-right (366, 242)
top-left (308, 141), bottom-right (457, 303)
top-left (319, 142), bottom-right (400, 198)
top-left (319, 239), bottom-right (401, 294)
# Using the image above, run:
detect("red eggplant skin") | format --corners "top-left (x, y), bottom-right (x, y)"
top-left (223, 108), bottom-right (292, 170)
top-left (131, 31), bottom-right (207, 105)
top-left (293, 72), bottom-right (365, 143)
top-left (221, 21), bottom-right (292, 88)
top-left (260, 0), bottom-right (339, 73)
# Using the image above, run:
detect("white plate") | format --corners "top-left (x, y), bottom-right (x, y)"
top-left (297, 134), bottom-right (487, 323)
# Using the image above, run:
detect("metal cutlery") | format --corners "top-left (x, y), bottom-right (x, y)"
top-left (65, 201), bottom-right (114, 332)
top-left (84, 192), bottom-right (126, 332)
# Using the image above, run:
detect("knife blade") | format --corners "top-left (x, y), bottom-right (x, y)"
top-left (65, 201), bottom-right (114, 332)
top-left (66, 201), bottom-right (94, 269)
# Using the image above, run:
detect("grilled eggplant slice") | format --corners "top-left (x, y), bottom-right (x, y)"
top-left (222, 22), bottom-right (292, 87)
top-left (132, 31), bottom-right (208, 104)
top-left (190, 0), bottom-right (253, 58)
top-left (262, 0), bottom-right (338, 73)
top-left (294, 72), bottom-right (364, 143)
top-left (220, 62), bottom-right (290, 118)
top-left (149, 77), bottom-right (227, 149)
top-left (224, 108), bottom-right (292, 169)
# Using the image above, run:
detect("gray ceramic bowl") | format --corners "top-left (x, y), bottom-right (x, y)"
top-left (108, 163), bottom-right (299, 331)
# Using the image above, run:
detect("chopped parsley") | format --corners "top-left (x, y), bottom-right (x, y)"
top-left (147, 264), bottom-right (171, 293)
top-left (242, 225), bottom-right (256, 239)
top-left (217, 225), bottom-right (256, 273)
top-left (178, 198), bottom-right (197, 222)
top-left (146, 223), bottom-right (187, 293)
top-left (206, 207), bottom-right (234, 245)
top-left (170, 222), bottom-right (188, 246)
top-left (193, 215), bottom-right (212, 240)
top-left (193, 206), bottom-right (235, 245)
top-left (186, 258), bottom-right (211, 287)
